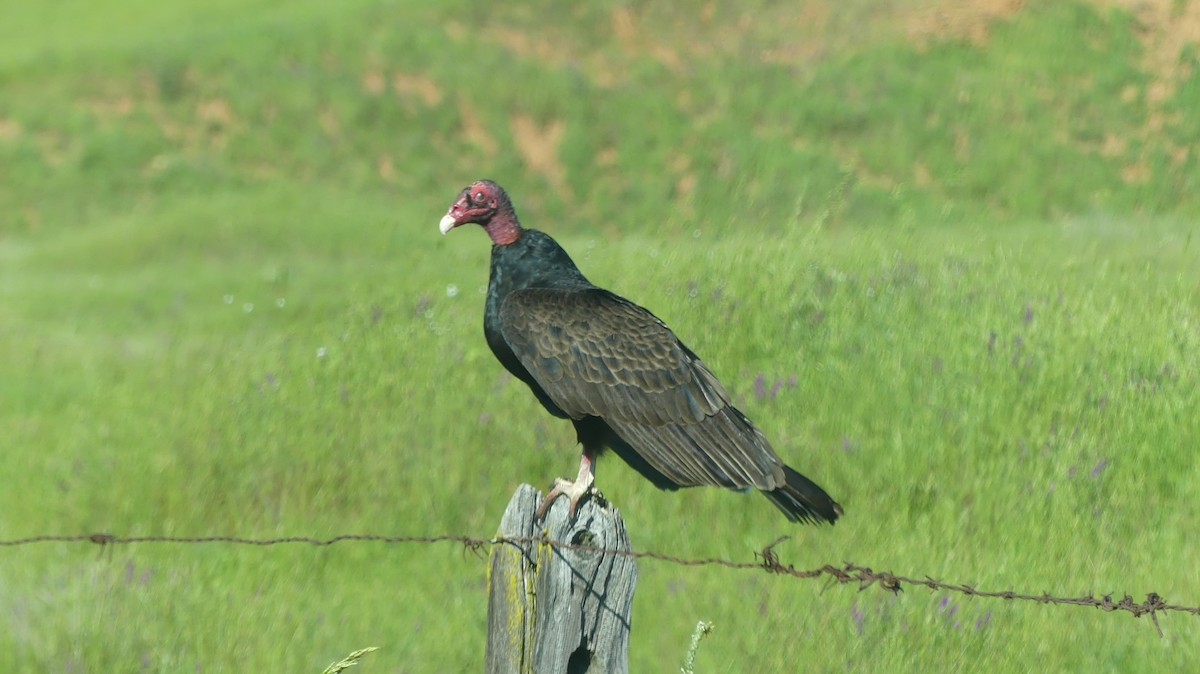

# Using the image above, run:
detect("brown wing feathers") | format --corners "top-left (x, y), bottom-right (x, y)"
top-left (500, 287), bottom-right (787, 491)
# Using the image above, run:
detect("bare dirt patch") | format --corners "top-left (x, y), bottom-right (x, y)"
top-left (1096, 0), bottom-right (1199, 176)
top-left (906, 0), bottom-right (1026, 46)
top-left (457, 98), bottom-right (497, 157)
top-left (360, 70), bottom-right (386, 95)
top-left (392, 72), bottom-right (443, 106)
top-left (0, 117), bottom-right (22, 141)
top-left (1099, 0), bottom-right (1200, 101)
top-left (510, 114), bottom-right (567, 195)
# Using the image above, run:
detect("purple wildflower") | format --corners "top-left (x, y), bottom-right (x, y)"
top-left (1011, 335), bottom-right (1024, 367)
top-left (414, 293), bottom-right (431, 316)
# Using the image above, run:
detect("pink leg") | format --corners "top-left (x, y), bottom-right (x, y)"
top-left (535, 451), bottom-right (596, 520)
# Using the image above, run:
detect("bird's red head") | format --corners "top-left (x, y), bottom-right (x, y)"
top-left (439, 180), bottom-right (522, 245)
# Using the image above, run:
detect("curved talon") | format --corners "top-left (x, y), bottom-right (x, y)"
top-left (535, 453), bottom-right (596, 520)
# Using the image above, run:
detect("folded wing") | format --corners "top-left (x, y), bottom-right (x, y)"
top-left (499, 288), bottom-right (786, 491)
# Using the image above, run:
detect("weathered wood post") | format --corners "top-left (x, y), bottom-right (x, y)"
top-left (486, 484), bottom-right (636, 674)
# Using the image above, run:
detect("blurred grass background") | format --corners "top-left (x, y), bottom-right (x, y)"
top-left (1, 0), bottom-right (1198, 671)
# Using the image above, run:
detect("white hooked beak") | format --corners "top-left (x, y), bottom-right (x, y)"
top-left (439, 213), bottom-right (457, 235)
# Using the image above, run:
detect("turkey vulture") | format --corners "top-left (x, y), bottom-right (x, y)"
top-left (439, 180), bottom-right (841, 524)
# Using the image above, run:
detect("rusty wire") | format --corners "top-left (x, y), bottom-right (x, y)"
top-left (1, 532), bottom-right (1194, 636)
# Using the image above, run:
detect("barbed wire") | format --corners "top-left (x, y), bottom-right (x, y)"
top-left (1, 532), bottom-right (1194, 636)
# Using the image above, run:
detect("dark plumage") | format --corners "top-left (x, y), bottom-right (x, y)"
top-left (439, 180), bottom-right (841, 524)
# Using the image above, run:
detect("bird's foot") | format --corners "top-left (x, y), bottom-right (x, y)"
top-left (535, 463), bottom-right (596, 521)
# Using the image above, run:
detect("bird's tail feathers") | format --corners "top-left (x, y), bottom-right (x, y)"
top-left (763, 465), bottom-right (842, 525)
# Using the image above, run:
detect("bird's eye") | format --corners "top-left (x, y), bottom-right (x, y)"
top-left (474, 191), bottom-right (485, 202)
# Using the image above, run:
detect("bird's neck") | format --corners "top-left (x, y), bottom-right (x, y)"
top-left (487, 229), bottom-right (591, 299)
top-left (483, 206), bottom-right (522, 246)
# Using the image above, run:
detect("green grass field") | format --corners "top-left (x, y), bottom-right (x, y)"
top-left (2, 0), bottom-right (1198, 670)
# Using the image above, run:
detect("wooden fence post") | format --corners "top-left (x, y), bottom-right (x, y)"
top-left (486, 484), bottom-right (637, 674)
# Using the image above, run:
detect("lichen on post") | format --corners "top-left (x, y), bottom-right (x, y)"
top-left (485, 484), bottom-right (636, 674)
